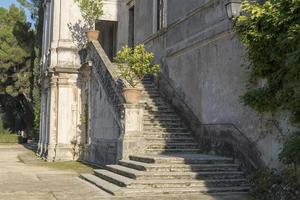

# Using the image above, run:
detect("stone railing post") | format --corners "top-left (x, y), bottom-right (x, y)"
top-left (122, 103), bottom-right (145, 160)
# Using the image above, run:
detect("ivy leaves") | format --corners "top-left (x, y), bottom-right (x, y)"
top-left (235, 0), bottom-right (300, 124)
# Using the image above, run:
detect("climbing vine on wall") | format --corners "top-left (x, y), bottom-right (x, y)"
top-left (235, 0), bottom-right (300, 124)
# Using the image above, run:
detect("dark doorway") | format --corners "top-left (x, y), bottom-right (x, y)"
top-left (96, 20), bottom-right (118, 61)
top-left (128, 6), bottom-right (135, 47)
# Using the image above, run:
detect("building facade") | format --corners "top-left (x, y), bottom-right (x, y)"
top-left (39, 0), bottom-right (290, 168)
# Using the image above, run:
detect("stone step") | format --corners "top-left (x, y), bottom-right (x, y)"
top-left (105, 165), bottom-right (141, 179)
top-left (145, 105), bottom-right (173, 111)
top-left (145, 148), bottom-right (201, 154)
top-left (145, 110), bottom-right (176, 114)
top-left (143, 127), bottom-right (189, 132)
top-left (142, 80), bottom-right (154, 84)
top-left (143, 123), bottom-right (186, 129)
top-left (127, 179), bottom-right (249, 189)
top-left (119, 160), bottom-right (240, 172)
top-left (143, 132), bottom-right (193, 139)
top-left (118, 186), bottom-right (250, 196)
top-left (105, 165), bottom-right (245, 180)
top-left (144, 113), bottom-right (178, 118)
top-left (129, 154), bottom-right (234, 164)
top-left (93, 171), bottom-right (248, 191)
top-left (143, 121), bottom-right (185, 126)
top-left (142, 93), bottom-right (161, 98)
top-left (143, 116), bottom-right (181, 121)
top-left (142, 102), bottom-right (168, 107)
top-left (143, 97), bottom-right (166, 102)
top-left (142, 91), bottom-right (160, 95)
top-left (147, 142), bottom-right (200, 150)
top-left (144, 137), bottom-right (195, 143)
top-left (80, 173), bottom-right (121, 195)
top-left (139, 85), bottom-right (156, 90)
top-left (144, 103), bottom-right (169, 108)
top-left (94, 169), bottom-right (133, 187)
top-left (93, 169), bottom-right (247, 190)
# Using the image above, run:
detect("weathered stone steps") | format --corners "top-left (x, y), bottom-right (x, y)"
top-left (129, 154), bottom-right (234, 164)
top-left (147, 142), bottom-right (200, 149)
top-left (145, 149), bottom-right (201, 154)
top-left (80, 173), bottom-right (121, 195)
top-left (143, 124), bottom-right (187, 129)
top-left (119, 160), bottom-right (240, 172)
top-left (143, 127), bottom-right (189, 132)
top-left (81, 173), bottom-right (249, 196)
top-left (80, 78), bottom-right (249, 197)
top-left (92, 169), bottom-right (247, 189)
top-left (143, 132), bottom-right (193, 137)
top-left (104, 164), bottom-right (245, 180)
top-left (144, 137), bottom-right (195, 143)
top-left (126, 179), bottom-right (249, 189)
top-left (117, 186), bottom-right (250, 196)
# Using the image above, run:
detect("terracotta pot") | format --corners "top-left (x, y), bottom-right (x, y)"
top-left (122, 88), bottom-right (142, 104)
top-left (85, 30), bottom-right (100, 41)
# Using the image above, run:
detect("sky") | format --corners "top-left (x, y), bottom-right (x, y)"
top-left (0, 0), bottom-right (34, 25)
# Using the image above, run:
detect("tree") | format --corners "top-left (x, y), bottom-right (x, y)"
top-left (0, 5), bottom-right (34, 97)
top-left (0, 3), bottom-right (42, 138)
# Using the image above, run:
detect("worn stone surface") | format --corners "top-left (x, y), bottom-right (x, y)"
top-left (0, 144), bottom-right (249, 200)
top-left (0, 144), bottom-right (109, 200)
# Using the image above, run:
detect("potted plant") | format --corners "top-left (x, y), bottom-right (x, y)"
top-left (74, 0), bottom-right (103, 41)
top-left (114, 44), bottom-right (160, 104)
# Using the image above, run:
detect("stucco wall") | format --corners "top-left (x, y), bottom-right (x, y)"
top-left (131, 0), bottom-right (285, 168)
top-left (86, 72), bottom-right (121, 165)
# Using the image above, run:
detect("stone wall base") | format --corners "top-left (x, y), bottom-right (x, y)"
top-left (47, 144), bottom-right (75, 162)
top-left (80, 139), bottom-right (120, 166)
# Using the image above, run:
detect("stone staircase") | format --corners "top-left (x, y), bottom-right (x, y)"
top-left (80, 77), bottom-right (250, 197)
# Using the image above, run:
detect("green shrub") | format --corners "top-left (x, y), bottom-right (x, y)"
top-left (248, 169), bottom-right (300, 200)
top-left (279, 132), bottom-right (300, 169)
top-left (114, 44), bottom-right (160, 87)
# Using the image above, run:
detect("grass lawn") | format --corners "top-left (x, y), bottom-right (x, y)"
top-left (18, 151), bottom-right (96, 174)
top-left (0, 133), bottom-right (19, 143)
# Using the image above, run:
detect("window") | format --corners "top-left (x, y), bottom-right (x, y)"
top-left (128, 6), bottom-right (135, 47)
top-left (156, 0), bottom-right (167, 31)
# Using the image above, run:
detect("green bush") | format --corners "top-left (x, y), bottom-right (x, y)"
top-left (114, 44), bottom-right (160, 87)
top-left (279, 132), bottom-right (300, 169)
top-left (248, 169), bottom-right (300, 200)
top-left (235, 0), bottom-right (300, 124)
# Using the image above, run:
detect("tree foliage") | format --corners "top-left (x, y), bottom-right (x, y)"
top-left (235, 0), bottom-right (300, 124)
top-left (74, 0), bottom-right (103, 29)
top-left (0, 1), bottom-right (42, 138)
top-left (279, 132), bottom-right (300, 169)
top-left (0, 5), bottom-right (34, 97)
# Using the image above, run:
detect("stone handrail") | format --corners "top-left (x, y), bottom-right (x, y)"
top-left (85, 41), bottom-right (124, 124)
top-left (193, 123), bottom-right (265, 173)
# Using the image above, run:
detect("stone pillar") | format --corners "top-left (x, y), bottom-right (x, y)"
top-left (122, 103), bottom-right (146, 160)
top-left (38, 0), bottom-right (83, 162)
top-left (47, 72), bottom-right (58, 161)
